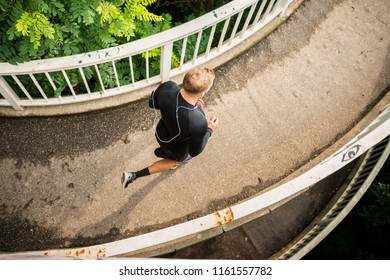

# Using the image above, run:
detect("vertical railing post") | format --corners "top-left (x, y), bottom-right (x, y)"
top-left (160, 41), bottom-right (173, 82)
top-left (0, 76), bottom-right (23, 111)
top-left (275, 0), bottom-right (291, 15)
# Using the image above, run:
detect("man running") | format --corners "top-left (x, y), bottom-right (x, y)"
top-left (122, 67), bottom-right (219, 188)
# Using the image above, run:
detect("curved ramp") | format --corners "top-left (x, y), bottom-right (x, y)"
top-left (0, 0), bottom-right (389, 257)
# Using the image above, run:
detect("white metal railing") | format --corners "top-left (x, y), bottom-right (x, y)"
top-left (0, 0), bottom-right (293, 111)
top-left (274, 136), bottom-right (390, 260)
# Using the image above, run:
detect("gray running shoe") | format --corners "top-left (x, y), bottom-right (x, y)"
top-left (122, 172), bottom-right (136, 189)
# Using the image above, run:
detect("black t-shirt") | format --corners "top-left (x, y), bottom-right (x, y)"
top-left (149, 81), bottom-right (213, 158)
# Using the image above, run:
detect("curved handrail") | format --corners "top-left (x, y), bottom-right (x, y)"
top-left (0, 0), bottom-right (294, 111)
top-left (0, 1), bottom-right (260, 74)
top-left (273, 135), bottom-right (390, 259)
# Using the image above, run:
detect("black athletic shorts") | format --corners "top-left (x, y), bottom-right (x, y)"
top-left (154, 147), bottom-right (188, 162)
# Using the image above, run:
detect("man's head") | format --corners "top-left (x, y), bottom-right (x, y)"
top-left (182, 67), bottom-right (215, 97)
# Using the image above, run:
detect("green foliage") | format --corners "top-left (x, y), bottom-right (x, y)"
top-left (0, 0), bottom-right (171, 97)
top-left (1, 0), bottom-right (165, 62)
top-left (15, 11), bottom-right (55, 49)
top-left (0, 0), bottom-right (235, 98)
top-left (124, 0), bottom-right (163, 22)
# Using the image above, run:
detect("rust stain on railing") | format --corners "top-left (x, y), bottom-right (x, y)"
top-left (42, 248), bottom-right (106, 258)
top-left (213, 207), bottom-right (234, 226)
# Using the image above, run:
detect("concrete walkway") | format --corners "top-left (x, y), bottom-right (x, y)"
top-left (1, 0), bottom-right (389, 252)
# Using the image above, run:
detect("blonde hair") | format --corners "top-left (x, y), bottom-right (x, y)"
top-left (182, 67), bottom-right (215, 95)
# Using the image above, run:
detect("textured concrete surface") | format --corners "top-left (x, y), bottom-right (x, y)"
top-left (0, 0), bottom-right (389, 253)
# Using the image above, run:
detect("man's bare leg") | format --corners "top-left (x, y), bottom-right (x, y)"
top-left (122, 159), bottom-right (182, 188)
top-left (148, 159), bottom-right (181, 174)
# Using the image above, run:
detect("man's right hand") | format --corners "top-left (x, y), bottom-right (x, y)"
top-left (208, 115), bottom-right (219, 131)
